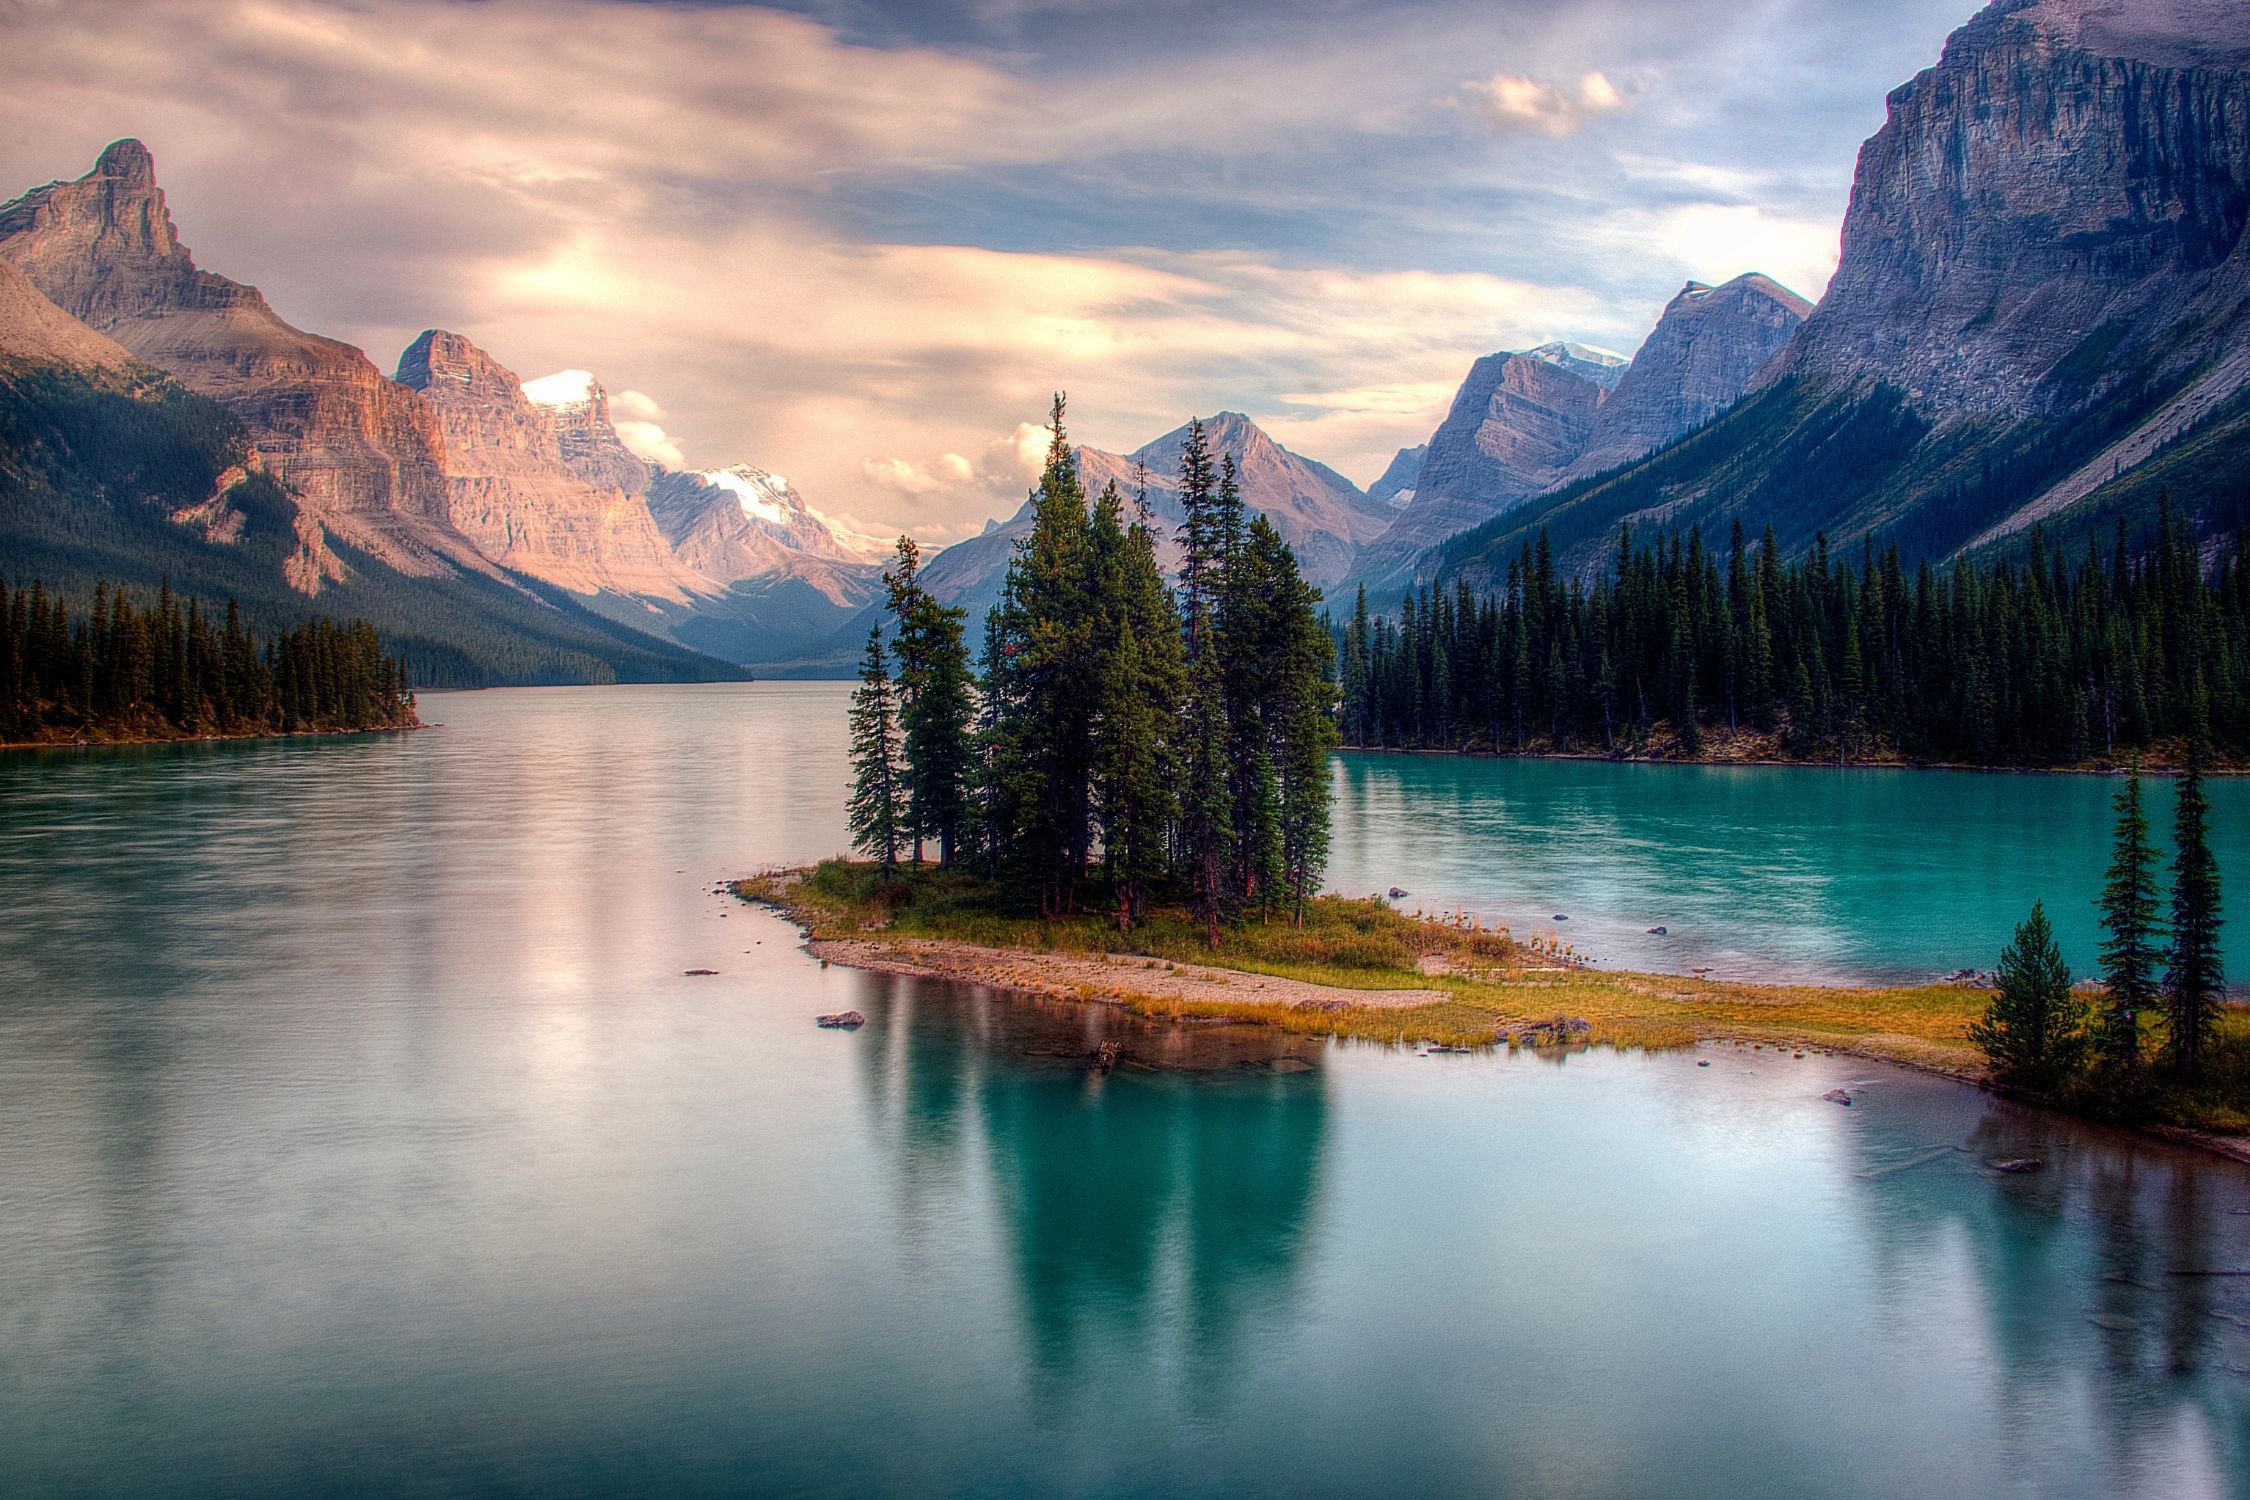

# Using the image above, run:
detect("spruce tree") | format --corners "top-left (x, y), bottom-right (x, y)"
top-left (2163, 727), bottom-right (2225, 1081)
top-left (1089, 481), bottom-right (1184, 930)
top-left (847, 627), bottom-right (904, 870)
top-left (884, 536), bottom-right (976, 866)
top-left (2094, 762), bottom-right (2165, 1079)
top-left (1967, 900), bottom-right (2085, 1090)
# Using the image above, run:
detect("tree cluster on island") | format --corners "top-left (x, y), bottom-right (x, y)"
top-left (1973, 743), bottom-right (2231, 1117)
top-left (1341, 506), bottom-right (2247, 767)
top-left (1, 578), bottom-right (418, 744)
top-left (849, 398), bottom-right (1336, 941)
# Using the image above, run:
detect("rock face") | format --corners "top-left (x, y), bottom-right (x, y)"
top-left (521, 369), bottom-right (654, 497)
top-left (1367, 444), bottom-right (1426, 509)
top-left (1421, 0), bottom-right (2250, 585)
top-left (396, 333), bottom-right (710, 601)
top-left (645, 464), bottom-right (886, 601)
top-left (0, 140), bottom-right (480, 591)
top-left (0, 256), bottom-right (138, 371)
top-left (1568, 275), bottom-right (1810, 479)
top-left (1773, 0), bottom-right (2250, 423)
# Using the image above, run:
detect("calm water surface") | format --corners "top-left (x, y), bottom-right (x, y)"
top-left (1331, 750), bottom-right (2248, 986)
top-left (1, 682), bottom-right (2245, 1498)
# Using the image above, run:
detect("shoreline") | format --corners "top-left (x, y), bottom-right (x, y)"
top-left (1336, 743), bottom-right (2246, 778)
top-left (738, 864), bottom-right (2250, 1168)
top-left (0, 721), bottom-right (424, 752)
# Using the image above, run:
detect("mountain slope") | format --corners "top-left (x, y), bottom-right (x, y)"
top-left (0, 360), bottom-right (746, 686)
top-left (0, 140), bottom-right (494, 592)
top-left (911, 411), bottom-right (1379, 642)
top-left (396, 331), bottom-right (713, 602)
top-left (1430, 0), bottom-right (2250, 586)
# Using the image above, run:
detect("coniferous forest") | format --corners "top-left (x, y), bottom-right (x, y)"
top-left (850, 400), bottom-right (1336, 938)
top-left (0, 579), bottom-right (419, 744)
top-left (1339, 504), bottom-right (2248, 767)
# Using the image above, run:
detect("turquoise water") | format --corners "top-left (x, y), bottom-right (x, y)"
top-left (1331, 750), bottom-right (2247, 986)
top-left (0, 682), bottom-right (2244, 1498)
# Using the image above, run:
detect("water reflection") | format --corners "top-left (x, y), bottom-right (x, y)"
top-left (1840, 1077), bottom-right (2250, 1495)
top-left (849, 977), bottom-right (1330, 1414)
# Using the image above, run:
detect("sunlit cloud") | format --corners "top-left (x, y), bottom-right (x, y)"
top-left (1459, 70), bottom-right (1629, 136)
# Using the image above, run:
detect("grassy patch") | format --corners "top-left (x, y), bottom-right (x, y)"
top-left (734, 860), bottom-right (1996, 1062)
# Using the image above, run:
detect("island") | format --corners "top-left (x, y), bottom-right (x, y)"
top-left (737, 860), bottom-right (2250, 1160)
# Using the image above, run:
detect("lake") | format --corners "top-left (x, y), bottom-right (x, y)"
top-left (1, 681), bottom-right (2243, 1498)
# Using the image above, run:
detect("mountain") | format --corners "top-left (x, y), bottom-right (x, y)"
top-left (1367, 444), bottom-right (1425, 509)
top-left (1565, 275), bottom-right (1811, 479)
top-left (1366, 342), bottom-right (1626, 561)
top-left (395, 331), bottom-right (715, 603)
top-left (0, 139), bottom-right (491, 592)
top-left (0, 257), bottom-right (137, 371)
top-left (907, 411), bottom-right (1386, 644)
top-left (1424, 0), bottom-right (2250, 587)
top-left (0, 142), bottom-right (745, 685)
top-left (636, 464), bottom-right (887, 666)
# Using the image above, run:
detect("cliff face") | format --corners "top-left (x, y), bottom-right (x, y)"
top-left (1775, 0), bottom-right (2250, 423)
top-left (0, 140), bottom-right (482, 592)
top-left (396, 333), bottom-right (710, 601)
top-left (646, 464), bottom-right (884, 599)
top-left (0, 256), bottom-right (139, 371)
top-left (1569, 275), bottom-right (1810, 479)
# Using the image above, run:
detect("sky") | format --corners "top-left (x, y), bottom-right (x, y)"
top-left (0, 0), bottom-right (1978, 542)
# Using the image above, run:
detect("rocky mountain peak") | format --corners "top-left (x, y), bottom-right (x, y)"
top-left (1567, 270), bottom-right (1811, 479)
top-left (397, 328), bottom-right (519, 395)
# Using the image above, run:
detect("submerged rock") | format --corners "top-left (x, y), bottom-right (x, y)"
top-left (1647, 926), bottom-right (1668, 935)
top-left (1388, 887), bottom-right (1409, 899)
top-left (1507, 1016), bottom-right (1593, 1047)
top-left (1822, 1088), bottom-right (1854, 1106)
top-left (683, 968), bottom-right (718, 976)
top-left (816, 1010), bottom-right (866, 1029)
top-left (1991, 1157), bottom-right (2043, 1173)
top-left (1088, 1040), bottom-right (1121, 1074)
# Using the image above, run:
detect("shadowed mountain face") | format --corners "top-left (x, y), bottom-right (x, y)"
top-left (1423, 0), bottom-right (2250, 590)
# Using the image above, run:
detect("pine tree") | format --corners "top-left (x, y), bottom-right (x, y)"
top-left (1090, 481), bottom-right (1184, 930)
top-left (2094, 762), bottom-right (2165, 1079)
top-left (2163, 726), bottom-right (2225, 1081)
top-left (847, 627), bottom-right (904, 870)
top-left (884, 536), bottom-right (976, 866)
top-left (1967, 900), bottom-right (2086, 1090)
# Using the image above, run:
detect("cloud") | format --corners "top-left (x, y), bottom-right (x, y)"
top-left (862, 423), bottom-right (1051, 503)
top-left (0, 0), bottom-right (1976, 531)
top-left (1459, 70), bottom-right (1628, 137)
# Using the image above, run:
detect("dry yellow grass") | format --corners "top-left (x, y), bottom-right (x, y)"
top-left (734, 862), bottom-right (1994, 1067)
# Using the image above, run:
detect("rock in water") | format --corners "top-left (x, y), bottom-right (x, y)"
top-left (1087, 1040), bottom-right (1121, 1074)
top-left (1822, 1088), bottom-right (1854, 1106)
top-left (816, 1010), bottom-right (866, 1029)
top-left (1991, 1158), bottom-right (2043, 1174)
top-left (682, 968), bottom-right (718, 976)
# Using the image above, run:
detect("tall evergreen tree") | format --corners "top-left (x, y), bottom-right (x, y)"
top-left (884, 536), bottom-right (977, 865)
top-left (847, 627), bottom-right (905, 870)
top-left (1089, 481), bottom-right (1185, 930)
top-left (2095, 762), bottom-right (2165, 1079)
top-left (2163, 727), bottom-right (2225, 1081)
top-left (1967, 900), bottom-right (2086, 1090)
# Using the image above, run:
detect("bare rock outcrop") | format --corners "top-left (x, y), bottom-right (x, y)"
top-left (0, 140), bottom-right (490, 591)
top-left (395, 333), bottom-right (712, 601)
